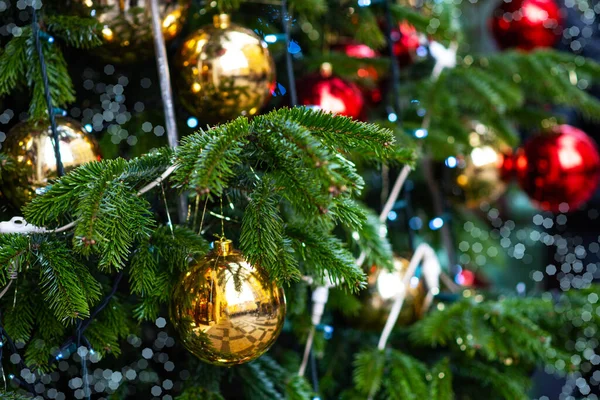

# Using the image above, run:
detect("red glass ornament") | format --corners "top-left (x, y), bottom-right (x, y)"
top-left (456, 269), bottom-right (476, 286)
top-left (391, 22), bottom-right (420, 66)
top-left (515, 125), bottom-right (600, 212)
top-left (490, 0), bottom-right (563, 50)
top-left (332, 41), bottom-right (381, 104)
top-left (499, 151), bottom-right (515, 182)
top-left (296, 72), bottom-right (365, 120)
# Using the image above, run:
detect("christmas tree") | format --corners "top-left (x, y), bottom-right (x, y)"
top-left (0, 0), bottom-right (599, 399)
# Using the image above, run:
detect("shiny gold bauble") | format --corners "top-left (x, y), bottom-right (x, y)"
top-left (450, 124), bottom-right (511, 208)
top-left (170, 239), bottom-right (286, 366)
top-left (175, 14), bottom-right (275, 124)
top-left (351, 256), bottom-right (426, 330)
top-left (1, 117), bottom-right (100, 207)
top-left (74, 0), bottom-right (190, 64)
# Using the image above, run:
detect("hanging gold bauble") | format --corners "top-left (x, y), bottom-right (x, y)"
top-left (1, 117), bottom-right (101, 207)
top-left (74, 0), bottom-right (191, 64)
top-left (170, 239), bottom-right (286, 366)
top-left (175, 14), bottom-right (275, 124)
top-left (350, 256), bottom-right (426, 330)
top-left (449, 123), bottom-right (512, 208)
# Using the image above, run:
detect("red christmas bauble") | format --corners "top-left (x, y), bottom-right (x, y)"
top-left (490, 0), bottom-right (563, 50)
top-left (515, 125), bottom-right (600, 212)
top-left (296, 71), bottom-right (365, 119)
top-left (332, 41), bottom-right (381, 104)
top-left (499, 151), bottom-right (515, 182)
top-left (391, 22), bottom-right (420, 66)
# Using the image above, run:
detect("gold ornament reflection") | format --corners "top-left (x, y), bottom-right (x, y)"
top-left (170, 239), bottom-right (286, 366)
top-left (175, 14), bottom-right (275, 124)
top-left (1, 117), bottom-right (100, 207)
top-left (451, 124), bottom-right (511, 208)
top-left (74, 0), bottom-right (190, 64)
top-left (349, 256), bottom-right (426, 330)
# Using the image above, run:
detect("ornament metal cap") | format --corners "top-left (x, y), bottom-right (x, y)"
top-left (214, 238), bottom-right (233, 256)
top-left (213, 13), bottom-right (231, 29)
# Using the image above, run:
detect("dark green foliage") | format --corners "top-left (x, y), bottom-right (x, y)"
top-left (85, 294), bottom-right (132, 358)
top-left (411, 296), bottom-right (557, 365)
top-left (131, 226), bottom-right (209, 321)
top-left (266, 108), bottom-right (413, 164)
top-left (353, 7), bottom-right (386, 50)
top-left (0, 234), bottom-right (30, 285)
top-left (3, 285), bottom-right (35, 342)
top-left (173, 117), bottom-right (250, 196)
top-left (37, 240), bottom-right (102, 323)
top-left (240, 178), bottom-right (301, 284)
top-left (383, 351), bottom-right (428, 400)
top-left (176, 387), bottom-right (225, 400)
top-left (289, 0), bottom-right (328, 16)
top-left (0, 34), bottom-right (27, 98)
top-left (428, 359), bottom-right (453, 400)
top-left (24, 300), bottom-right (66, 370)
top-left (0, 13), bottom-right (102, 119)
top-left (416, 49), bottom-right (600, 158)
top-left (45, 15), bottom-right (103, 49)
top-left (454, 361), bottom-right (530, 400)
top-left (346, 205), bottom-right (394, 270)
top-left (236, 356), bottom-right (312, 400)
top-left (0, 391), bottom-right (34, 399)
top-left (353, 348), bottom-right (386, 396)
top-left (287, 223), bottom-right (365, 291)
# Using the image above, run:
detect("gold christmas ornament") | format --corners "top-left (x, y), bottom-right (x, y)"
top-left (1, 117), bottom-right (100, 207)
top-left (175, 14), bottom-right (275, 124)
top-left (170, 239), bottom-right (286, 366)
top-left (74, 0), bottom-right (191, 64)
top-left (449, 123), bottom-right (511, 208)
top-left (350, 256), bottom-right (426, 330)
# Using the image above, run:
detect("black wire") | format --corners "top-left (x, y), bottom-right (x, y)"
top-left (0, 314), bottom-right (38, 396)
top-left (309, 349), bottom-right (320, 395)
top-left (281, 0), bottom-right (298, 107)
top-left (31, 6), bottom-right (64, 177)
top-left (382, 0), bottom-right (402, 123)
top-left (49, 271), bottom-right (124, 367)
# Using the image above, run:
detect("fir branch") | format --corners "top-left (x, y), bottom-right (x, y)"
top-left (36, 240), bottom-right (101, 323)
top-left (0, 33), bottom-right (28, 96)
top-left (455, 361), bottom-right (530, 400)
top-left (353, 348), bottom-right (386, 396)
top-left (354, 7), bottom-right (386, 50)
top-left (2, 286), bottom-right (35, 342)
top-left (45, 15), bottom-right (103, 48)
top-left (150, 225), bottom-right (209, 272)
top-left (26, 31), bottom-right (75, 119)
top-left (384, 350), bottom-right (429, 400)
top-left (428, 358), bottom-right (453, 400)
top-left (287, 223), bottom-right (366, 292)
top-left (254, 356), bottom-right (314, 400)
top-left (129, 241), bottom-right (158, 297)
top-left (238, 362), bottom-right (284, 400)
top-left (173, 117), bottom-right (251, 195)
top-left (288, 0), bottom-right (327, 15)
top-left (344, 204), bottom-right (394, 270)
top-left (118, 148), bottom-right (174, 190)
top-left (25, 300), bottom-right (66, 371)
top-left (176, 387), bottom-right (225, 400)
top-left (240, 178), bottom-right (301, 284)
top-left (85, 294), bottom-right (131, 357)
top-left (264, 108), bottom-right (410, 164)
top-left (0, 234), bottom-right (30, 285)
